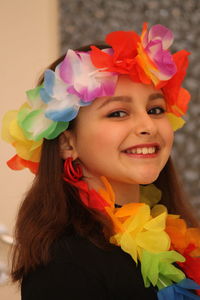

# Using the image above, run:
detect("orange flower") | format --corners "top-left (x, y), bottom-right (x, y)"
top-left (166, 215), bottom-right (200, 256)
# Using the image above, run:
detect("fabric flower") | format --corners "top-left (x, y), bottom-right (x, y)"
top-left (59, 49), bottom-right (118, 103)
top-left (166, 113), bottom-right (185, 131)
top-left (90, 31), bottom-right (140, 74)
top-left (19, 87), bottom-right (68, 141)
top-left (6, 155), bottom-right (39, 174)
top-left (40, 68), bottom-right (84, 122)
top-left (162, 50), bottom-right (190, 116)
top-left (1, 109), bottom-right (42, 173)
top-left (136, 23), bottom-right (177, 86)
top-left (141, 249), bottom-right (185, 289)
top-left (2, 109), bottom-right (42, 162)
top-left (157, 278), bottom-right (200, 300)
top-left (63, 176), bottom-right (110, 212)
top-left (165, 215), bottom-right (200, 254)
top-left (110, 204), bottom-right (170, 262)
top-left (165, 215), bottom-right (200, 295)
top-left (177, 245), bottom-right (200, 295)
top-left (1, 85), bottom-right (69, 172)
top-left (140, 183), bottom-right (162, 207)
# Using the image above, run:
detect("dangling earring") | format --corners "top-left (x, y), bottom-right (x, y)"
top-left (63, 157), bottom-right (83, 182)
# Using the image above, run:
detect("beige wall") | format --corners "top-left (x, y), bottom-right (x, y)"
top-left (0, 1), bottom-right (59, 299)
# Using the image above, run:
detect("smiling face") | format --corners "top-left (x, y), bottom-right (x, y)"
top-left (64, 75), bottom-right (174, 188)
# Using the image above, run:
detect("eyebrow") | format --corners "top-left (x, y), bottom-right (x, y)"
top-left (97, 96), bottom-right (132, 109)
top-left (97, 93), bottom-right (165, 109)
top-left (149, 93), bottom-right (165, 101)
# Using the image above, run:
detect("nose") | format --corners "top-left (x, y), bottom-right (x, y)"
top-left (133, 112), bottom-right (158, 137)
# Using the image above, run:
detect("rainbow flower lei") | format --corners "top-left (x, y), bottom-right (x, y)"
top-left (65, 176), bottom-right (200, 299)
top-left (2, 23), bottom-right (190, 173)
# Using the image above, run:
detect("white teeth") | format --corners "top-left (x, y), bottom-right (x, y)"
top-left (125, 147), bottom-right (157, 154)
top-left (136, 148), bottom-right (142, 154)
top-left (149, 147), bottom-right (154, 153)
top-left (142, 148), bottom-right (148, 154)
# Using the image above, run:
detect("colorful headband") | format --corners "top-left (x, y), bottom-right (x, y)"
top-left (2, 23), bottom-right (190, 173)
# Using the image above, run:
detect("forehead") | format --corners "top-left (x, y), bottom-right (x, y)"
top-left (113, 75), bottom-right (161, 96)
top-left (92, 75), bottom-right (164, 108)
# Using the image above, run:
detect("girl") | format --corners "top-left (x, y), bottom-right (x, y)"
top-left (2, 23), bottom-right (200, 299)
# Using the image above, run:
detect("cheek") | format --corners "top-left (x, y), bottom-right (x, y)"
top-left (77, 122), bottom-right (124, 153)
top-left (161, 120), bottom-right (174, 149)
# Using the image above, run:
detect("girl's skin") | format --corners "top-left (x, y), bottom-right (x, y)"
top-left (60, 75), bottom-right (174, 206)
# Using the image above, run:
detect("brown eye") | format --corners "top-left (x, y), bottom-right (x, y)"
top-left (108, 111), bottom-right (127, 118)
top-left (148, 107), bottom-right (165, 115)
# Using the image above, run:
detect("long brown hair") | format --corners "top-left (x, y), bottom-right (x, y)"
top-left (11, 45), bottom-right (199, 283)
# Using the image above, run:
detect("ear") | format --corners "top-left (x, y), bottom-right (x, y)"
top-left (59, 130), bottom-right (78, 160)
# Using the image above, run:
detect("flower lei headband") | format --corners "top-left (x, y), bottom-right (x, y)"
top-left (2, 23), bottom-right (190, 173)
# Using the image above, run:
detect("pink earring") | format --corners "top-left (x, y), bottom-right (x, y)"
top-left (63, 157), bottom-right (83, 182)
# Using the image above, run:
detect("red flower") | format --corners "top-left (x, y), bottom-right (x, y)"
top-left (178, 244), bottom-right (200, 295)
top-left (161, 50), bottom-right (191, 116)
top-left (7, 154), bottom-right (38, 174)
top-left (63, 177), bottom-right (109, 212)
top-left (90, 31), bottom-right (141, 76)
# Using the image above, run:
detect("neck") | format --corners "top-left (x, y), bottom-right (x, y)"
top-left (82, 173), bottom-right (140, 206)
top-left (108, 179), bottom-right (140, 206)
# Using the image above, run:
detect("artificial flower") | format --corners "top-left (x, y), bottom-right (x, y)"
top-left (40, 68), bottom-right (84, 122)
top-left (90, 31), bottom-right (140, 74)
top-left (63, 176), bottom-right (109, 212)
top-left (136, 23), bottom-right (177, 86)
top-left (165, 214), bottom-right (200, 295)
top-left (157, 278), bottom-right (200, 300)
top-left (2, 110), bottom-right (42, 163)
top-left (141, 249), bottom-right (185, 289)
top-left (177, 245), bottom-right (200, 295)
top-left (19, 87), bottom-right (68, 141)
top-left (140, 183), bottom-right (162, 207)
top-left (7, 154), bottom-right (38, 174)
top-left (162, 50), bottom-right (190, 116)
top-left (110, 204), bottom-right (170, 262)
top-left (59, 49), bottom-right (118, 102)
top-left (166, 113), bottom-right (185, 131)
top-left (165, 215), bottom-right (200, 255)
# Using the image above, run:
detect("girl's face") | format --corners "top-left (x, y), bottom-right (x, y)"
top-left (70, 75), bottom-right (174, 186)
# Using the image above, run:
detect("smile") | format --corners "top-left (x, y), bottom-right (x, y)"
top-left (122, 143), bottom-right (160, 158)
top-left (125, 147), bottom-right (157, 154)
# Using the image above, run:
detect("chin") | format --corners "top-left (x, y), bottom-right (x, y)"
top-left (133, 170), bottom-right (160, 185)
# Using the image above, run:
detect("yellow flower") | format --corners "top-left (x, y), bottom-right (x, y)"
top-left (2, 107), bottom-right (42, 163)
top-left (110, 204), bottom-right (170, 262)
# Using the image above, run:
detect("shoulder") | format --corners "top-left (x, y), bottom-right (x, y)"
top-left (22, 232), bottom-right (157, 299)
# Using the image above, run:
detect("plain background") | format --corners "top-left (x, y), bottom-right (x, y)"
top-left (0, 1), bottom-right (59, 299)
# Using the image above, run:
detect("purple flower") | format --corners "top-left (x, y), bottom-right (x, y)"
top-left (59, 49), bottom-right (118, 102)
top-left (142, 24), bottom-right (177, 81)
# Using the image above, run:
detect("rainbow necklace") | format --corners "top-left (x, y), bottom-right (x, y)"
top-left (65, 176), bottom-right (200, 299)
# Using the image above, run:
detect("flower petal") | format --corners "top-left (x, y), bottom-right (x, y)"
top-left (26, 85), bottom-right (45, 108)
top-left (166, 113), bottom-right (185, 131)
top-left (148, 24), bottom-right (174, 50)
top-left (45, 95), bottom-right (80, 122)
top-left (20, 109), bottom-right (57, 141)
top-left (45, 105), bottom-right (79, 123)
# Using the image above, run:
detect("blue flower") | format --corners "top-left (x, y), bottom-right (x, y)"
top-left (157, 279), bottom-right (200, 300)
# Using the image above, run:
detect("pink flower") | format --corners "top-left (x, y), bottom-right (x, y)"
top-left (59, 49), bottom-right (117, 103)
top-left (138, 23), bottom-right (177, 85)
